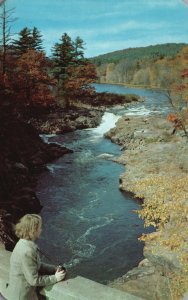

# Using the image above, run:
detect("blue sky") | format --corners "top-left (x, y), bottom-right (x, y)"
top-left (5, 0), bottom-right (188, 57)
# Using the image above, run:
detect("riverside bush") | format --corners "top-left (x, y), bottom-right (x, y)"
top-left (129, 175), bottom-right (188, 298)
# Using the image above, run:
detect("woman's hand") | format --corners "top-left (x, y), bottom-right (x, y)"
top-left (56, 265), bottom-right (66, 272)
top-left (55, 269), bottom-right (66, 282)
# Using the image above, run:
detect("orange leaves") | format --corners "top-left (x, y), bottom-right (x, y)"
top-left (167, 113), bottom-right (179, 122)
top-left (13, 49), bottom-right (55, 106)
top-left (17, 49), bottom-right (50, 83)
top-left (0, 50), bottom-right (55, 110)
top-left (166, 113), bottom-right (184, 132)
top-left (64, 62), bottom-right (97, 99)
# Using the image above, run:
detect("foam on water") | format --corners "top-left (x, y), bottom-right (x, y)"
top-left (65, 215), bottom-right (114, 268)
top-left (120, 105), bottom-right (161, 116)
top-left (63, 191), bottom-right (115, 268)
top-left (47, 164), bottom-right (64, 174)
top-left (74, 149), bottom-right (94, 164)
top-left (91, 112), bottom-right (120, 136)
top-left (39, 134), bottom-right (57, 144)
top-left (37, 84), bottom-right (166, 283)
top-left (97, 153), bottom-right (114, 159)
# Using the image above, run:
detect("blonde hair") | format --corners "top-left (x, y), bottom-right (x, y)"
top-left (15, 214), bottom-right (42, 240)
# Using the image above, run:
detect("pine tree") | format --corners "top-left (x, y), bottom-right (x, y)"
top-left (13, 27), bottom-right (33, 55)
top-left (73, 36), bottom-right (85, 63)
top-left (52, 33), bottom-right (75, 83)
top-left (31, 27), bottom-right (43, 51)
top-left (13, 27), bottom-right (43, 56)
top-left (52, 33), bottom-right (97, 109)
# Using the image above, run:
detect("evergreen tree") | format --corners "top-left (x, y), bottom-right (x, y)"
top-left (31, 27), bottom-right (43, 51)
top-left (13, 27), bottom-right (32, 54)
top-left (13, 27), bottom-right (43, 55)
top-left (73, 36), bottom-right (85, 63)
top-left (52, 33), bottom-right (97, 109)
top-left (52, 33), bottom-right (75, 83)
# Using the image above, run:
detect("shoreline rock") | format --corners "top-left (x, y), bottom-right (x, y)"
top-left (105, 114), bottom-right (188, 300)
top-left (29, 107), bottom-right (104, 134)
top-left (0, 105), bottom-right (104, 250)
top-left (0, 111), bottom-right (73, 250)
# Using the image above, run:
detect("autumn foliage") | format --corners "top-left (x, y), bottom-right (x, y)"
top-left (0, 49), bottom-right (55, 114)
top-left (132, 174), bottom-right (188, 298)
top-left (0, 22), bottom-right (97, 112)
top-left (14, 49), bottom-right (55, 106)
top-left (166, 47), bottom-right (188, 138)
top-left (64, 62), bottom-right (97, 105)
top-left (166, 113), bottom-right (185, 135)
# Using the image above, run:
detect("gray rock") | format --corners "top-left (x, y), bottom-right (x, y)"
top-left (106, 114), bottom-right (188, 299)
top-left (14, 163), bottom-right (28, 173)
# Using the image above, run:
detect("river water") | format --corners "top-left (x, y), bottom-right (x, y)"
top-left (36, 84), bottom-right (169, 284)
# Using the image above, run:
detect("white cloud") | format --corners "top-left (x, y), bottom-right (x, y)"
top-left (101, 20), bottom-right (169, 35)
top-left (85, 31), bottom-right (188, 57)
top-left (10, 0), bottom-right (187, 58)
top-left (42, 20), bottom-right (170, 43)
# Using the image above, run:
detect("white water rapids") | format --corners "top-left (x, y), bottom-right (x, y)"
top-left (37, 84), bottom-right (169, 283)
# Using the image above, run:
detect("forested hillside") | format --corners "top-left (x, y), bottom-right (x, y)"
top-left (91, 43), bottom-right (186, 65)
top-left (91, 43), bottom-right (187, 88)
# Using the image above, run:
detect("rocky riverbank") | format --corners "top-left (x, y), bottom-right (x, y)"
top-left (0, 89), bottom-right (141, 250)
top-left (0, 106), bottom-right (104, 250)
top-left (0, 110), bottom-right (74, 249)
top-left (28, 92), bottom-right (142, 134)
top-left (105, 114), bottom-right (188, 299)
top-left (29, 107), bottom-right (104, 134)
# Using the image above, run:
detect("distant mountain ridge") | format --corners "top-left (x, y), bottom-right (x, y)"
top-left (91, 43), bottom-right (187, 66)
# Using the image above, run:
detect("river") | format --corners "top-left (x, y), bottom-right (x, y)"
top-left (36, 83), bottom-right (169, 284)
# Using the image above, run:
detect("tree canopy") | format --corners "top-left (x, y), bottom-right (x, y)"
top-left (51, 32), bottom-right (97, 108)
top-left (0, 11), bottom-right (97, 111)
top-left (12, 26), bottom-right (43, 55)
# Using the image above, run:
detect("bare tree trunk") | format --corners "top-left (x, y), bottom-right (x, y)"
top-left (2, 4), bottom-right (6, 75)
top-left (0, 1), bottom-right (16, 75)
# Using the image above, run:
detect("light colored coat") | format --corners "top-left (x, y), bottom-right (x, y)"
top-left (7, 239), bottom-right (57, 300)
